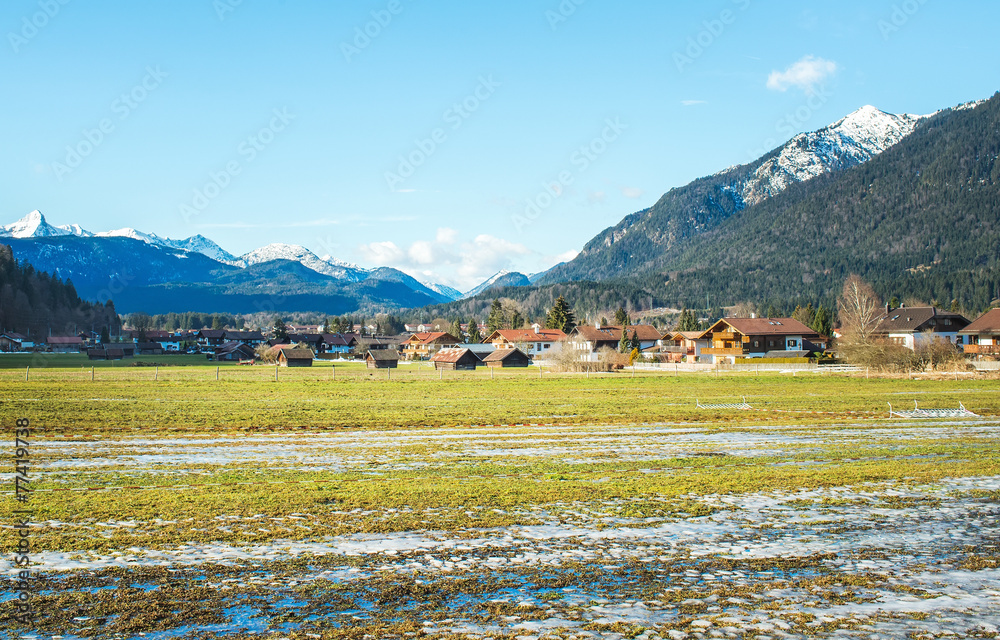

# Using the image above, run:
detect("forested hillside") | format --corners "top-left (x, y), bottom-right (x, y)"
top-left (0, 244), bottom-right (118, 339)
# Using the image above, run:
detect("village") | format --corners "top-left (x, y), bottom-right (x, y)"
top-left (5, 302), bottom-right (1000, 373)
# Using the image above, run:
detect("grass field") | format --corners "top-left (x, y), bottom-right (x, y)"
top-left (1, 366), bottom-right (998, 638)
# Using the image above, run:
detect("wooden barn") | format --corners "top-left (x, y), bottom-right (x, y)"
top-left (431, 347), bottom-right (480, 371)
top-left (277, 348), bottom-right (313, 367)
top-left (365, 350), bottom-right (399, 369)
top-left (482, 347), bottom-right (529, 368)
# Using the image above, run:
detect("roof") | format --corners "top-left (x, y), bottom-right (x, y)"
top-left (48, 336), bottom-right (84, 344)
top-left (366, 349), bottom-right (399, 361)
top-left (135, 342), bottom-right (163, 350)
top-left (673, 331), bottom-right (705, 340)
top-left (873, 307), bottom-right (970, 333)
top-left (225, 331), bottom-right (265, 341)
top-left (278, 348), bottom-right (313, 361)
top-left (610, 324), bottom-right (662, 342)
top-left (287, 333), bottom-right (322, 344)
top-left (320, 333), bottom-right (357, 347)
top-left (572, 326), bottom-right (628, 343)
top-left (430, 347), bottom-right (479, 363)
top-left (482, 348), bottom-right (527, 362)
top-left (2, 332), bottom-right (29, 341)
top-left (703, 317), bottom-right (818, 338)
top-left (405, 332), bottom-right (459, 345)
top-left (960, 308), bottom-right (1000, 334)
top-left (198, 329), bottom-right (226, 339)
top-left (487, 328), bottom-right (567, 343)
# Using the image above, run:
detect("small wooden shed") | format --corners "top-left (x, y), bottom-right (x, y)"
top-left (278, 348), bottom-right (314, 367)
top-left (431, 347), bottom-right (480, 371)
top-left (482, 347), bottom-right (529, 368)
top-left (365, 350), bottom-right (399, 369)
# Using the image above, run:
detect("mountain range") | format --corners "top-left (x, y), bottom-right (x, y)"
top-left (4, 93), bottom-right (997, 317)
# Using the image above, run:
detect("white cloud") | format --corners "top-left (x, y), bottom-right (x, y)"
top-left (435, 227), bottom-right (458, 244)
top-left (358, 240), bottom-right (405, 265)
top-left (555, 249), bottom-right (579, 263)
top-left (355, 232), bottom-right (540, 292)
top-left (620, 186), bottom-right (644, 199)
top-left (766, 55), bottom-right (838, 94)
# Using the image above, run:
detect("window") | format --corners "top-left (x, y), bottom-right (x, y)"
top-left (753, 341), bottom-right (759, 348)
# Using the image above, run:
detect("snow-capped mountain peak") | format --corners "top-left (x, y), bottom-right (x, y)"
top-left (241, 244), bottom-right (367, 281)
top-left (1, 210), bottom-right (74, 238)
top-left (740, 104), bottom-right (924, 206)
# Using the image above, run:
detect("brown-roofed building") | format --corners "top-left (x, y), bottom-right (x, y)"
top-left (959, 309), bottom-right (1000, 358)
top-left (365, 350), bottom-right (399, 369)
top-left (47, 336), bottom-right (85, 353)
top-left (700, 317), bottom-right (824, 364)
top-left (482, 347), bottom-right (529, 368)
top-left (197, 329), bottom-right (228, 347)
top-left (660, 331), bottom-right (710, 362)
top-left (566, 324), bottom-right (661, 361)
top-left (224, 331), bottom-right (266, 346)
top-left (399, 332), bottom-right (460, 360)
top-left (871, 306), bottom-right (970, 351)
top-left (135, 342), bottom-right (164, 356)
top-left (87, 347), bottom-right (131, 361)
top-left (484, 325), bottom-right (566, 358)
top-left (431, 347), bottom-right (481, 370)
top-left (277, 348), bottom-right (313, 367)
top-left (215, 341), bottom-right (257, 362)
top-left (0, 332), bottom-right (33, 352)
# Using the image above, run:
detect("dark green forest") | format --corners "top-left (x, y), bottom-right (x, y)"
top-left (0, 244), bottom-right (119, 339)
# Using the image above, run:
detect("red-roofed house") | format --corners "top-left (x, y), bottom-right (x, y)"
top-left (484, 324), bottom-right (566, 358)
top-left (0, 332), bottom-right (33, 352)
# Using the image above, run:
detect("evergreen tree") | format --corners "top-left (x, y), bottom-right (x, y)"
top-left (811, 305), bottom-right (833, 337)
top-left (467, 318), bottom-right (482, 344)
top-left (545, 295), bottom-right (576, 333)
top-left (600, 316), bottom-right (609, 326)
top-left (510, 310), bottom-right (524, 331)
top-left (100, 325), bottom-right (110, 344)
top-left (212, 315), bottom-right (224, 330)
top-left (618, 329), bottom-right (630, 353)
top-left (676, 308), bottom-right (700, 332)
top-left (487, 299), bottom-right (505, 334)
top-left (449, 318), bottom-right (463, 341)
top-left (630, 329), bottom-right (641, 351)
top-left (614, 306), bottom-right (630, 326)
top-left (272, 317), bottom-right (289, 343)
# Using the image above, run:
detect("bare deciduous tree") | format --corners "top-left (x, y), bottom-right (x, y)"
top-left (838, 275), bottom-right (882, 344)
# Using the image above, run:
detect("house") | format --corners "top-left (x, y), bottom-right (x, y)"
top-left (399, 332), bottom-right (460, 360)
top-left (565, 324), bottom-right (659, 361)
top-left (661, 331), bottom-right (710, 362)
top-left (365, 350), bottom-right (399, 369)
top-left (87, 347), bottom-right (131, 361)
top-left (319, 333), bottom-right (357, 355)
top-left (484, 325), bottom-right (566, 358)
top-left (431, 347), bottom-right (481, 370)
top-left (286, 333), bottom-right (323, 352)
top-left (197, 329), bottom-right (228, 348)
top-left (871, 306), bottom-right (970, 351)
top-left (214, 341), bottom-right (257, 362)
top-left (959, 308), bottom-right (1000, 359)
top-left (482, 347), bottom-right (530, 368)
top-left (47, 336), bottom-right (85, 353)
top-left (277, 348), bottom-right (313, 367)
top-left (224, 331), bottom-right (266, 347)
top-left (700, 317), bottom-right (823, 364)
top-left (457, 343), bottom-right (496, 359)
top-left (135, 342), bottom-right (164, 356)
top-left (0, 332), bottom-right (33, 352)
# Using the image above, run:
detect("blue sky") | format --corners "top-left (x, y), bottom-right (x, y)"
top-left (2, 1), bottom-right (998, 291)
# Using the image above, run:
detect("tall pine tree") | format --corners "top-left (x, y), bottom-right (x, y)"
top-left (545, 295), bottom-right (576, 333)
